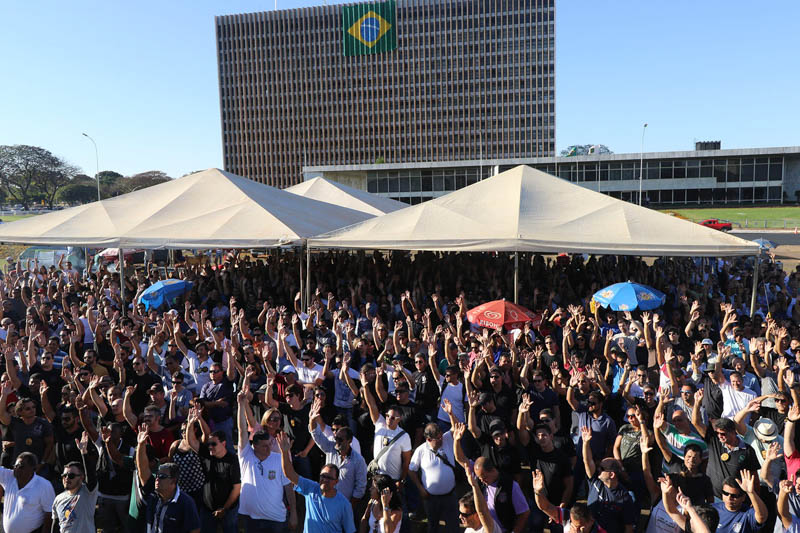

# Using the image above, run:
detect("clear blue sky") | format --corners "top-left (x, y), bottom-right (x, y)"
top-left (2, 1), bottom-right (798, 179)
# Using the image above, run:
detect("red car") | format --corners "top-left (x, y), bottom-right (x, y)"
top-left (699, 218), bottom-right (732, 231)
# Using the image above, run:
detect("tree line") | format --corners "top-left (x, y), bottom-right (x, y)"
top-left (0, 144), bottom-right (171, 209)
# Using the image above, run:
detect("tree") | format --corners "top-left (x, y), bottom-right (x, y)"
top-left (560, 144), bottom-right (613, 157)
top-left (38, 163), bottom-right (80, 208)
top-left (124, 170), bottom-right (171, 193)
top-left (57, 183), bottom-right (100, 205)
top-left (0, 145), bottom-right (77, 208)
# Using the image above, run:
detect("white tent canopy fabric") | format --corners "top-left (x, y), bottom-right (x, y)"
top-left (309, 165), bottom-right (760, 257)
top-left (0, 168), bottom-right (373, 249)
top-left (286, 177), bottom-right (406, 216)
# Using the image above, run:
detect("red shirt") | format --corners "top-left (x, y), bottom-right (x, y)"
top-left (145, 427), bottom-right (176, 460)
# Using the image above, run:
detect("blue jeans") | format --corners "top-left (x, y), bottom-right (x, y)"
top-left (200, 503), bottom-right (238, 533)
top-left (210, 417), bottom-right (235, 454)
top-left (243, 516), bottom-right (287, 533)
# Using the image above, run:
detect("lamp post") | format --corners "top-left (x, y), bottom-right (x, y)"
top-left (81, 133), bottom-right (102, 201)
top-left (638, 123), bottom-right (647, 206)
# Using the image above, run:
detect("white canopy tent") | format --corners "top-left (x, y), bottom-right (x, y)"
top-left (286, 177), bottom-right (406, 216)
top-left (0, 168), bottom-right (373, 249)
top-left (309, 165), bottom-right (761, 305)
top-left (309, 165), bottom-right (759, 256)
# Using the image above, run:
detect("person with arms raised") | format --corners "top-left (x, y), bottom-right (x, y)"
top-left (277, 431), bottom-right (356, 533)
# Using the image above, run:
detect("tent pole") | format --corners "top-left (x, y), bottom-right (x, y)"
top-left (299, 245), bottom-right (305, 310)
top-left (306, 245), bottom-right (311, 308)
top-left (749, 255), bottom-right (760, 318)
top-left (119, 248), bottom-right (126, 317)
top-left (514, 252), bottom-right (519, 304)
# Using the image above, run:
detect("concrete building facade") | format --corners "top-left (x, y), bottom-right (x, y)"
top-left (303, 145), bottom-right (800, 206)
top-left (216, 0), bottom-right (556, 188)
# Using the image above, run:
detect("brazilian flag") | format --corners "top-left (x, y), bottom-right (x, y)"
top-left (342, 1), bottom-right (397, 56)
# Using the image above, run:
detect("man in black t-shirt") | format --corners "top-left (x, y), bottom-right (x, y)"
top-left (411, 353), bottom-right (439, 420)
top-left (199, 430), bottom-right (241, 533)
top-left (692, 412), bottom-right (760, 498)
top-left (528, 423), bottom-right (573, 530)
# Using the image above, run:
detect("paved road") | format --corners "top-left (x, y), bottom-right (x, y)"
top-left (730, 231), bottom-right (800, 246)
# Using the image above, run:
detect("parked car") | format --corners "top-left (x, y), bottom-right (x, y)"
top-left (699, 218), bottom-right (732, 231)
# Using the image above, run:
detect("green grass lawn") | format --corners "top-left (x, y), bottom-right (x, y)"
top-left (0, 214), bottom-right (35, 222)
top-left (661, 207), bottom-right (800, 229)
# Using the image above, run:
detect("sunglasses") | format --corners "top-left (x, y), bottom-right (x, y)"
top-left (680, 390), bottom-right (692, 394)
top-left (62, 472), bottom-right (79, 480)
top-left (155, 473), bottom-right (174, 480)
top-left (459, 511), bottom-right (476, 518)
top-left (722, 490), bottom-right (744, 498)
top-left (301, 358), bottom-right (312, 362)
top-left (319, 473), bottom-right (337, 481)
top-left (208, 441), bottom-right (220, 447)
top-left (211, 369), bottom-right (223, 374)
top-left (776, 398), bottom-right (789, 403)
top-left (532, 378), bottom-right (543, 383)
top-left (267, 416), bottom-right (282, 423)
top-left (540, 417), bottom-right (552, 423)
top-left (587, 401), bottom-right (599, 406)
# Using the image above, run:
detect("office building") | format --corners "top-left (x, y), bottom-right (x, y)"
top-left (303, 144), bottom-right (800, 205)
top-left (216, 0), bottom-right (556, 188)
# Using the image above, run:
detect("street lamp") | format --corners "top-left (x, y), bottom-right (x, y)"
top-left (638, 123), bottom-right (648, 206)
top-left (81, 133), bottom-right (102, 201)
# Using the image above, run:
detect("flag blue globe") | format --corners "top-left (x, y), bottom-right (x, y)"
top-left (360, 17), bottom-right (381, 43)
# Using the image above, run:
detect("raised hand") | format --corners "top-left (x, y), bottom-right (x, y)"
top-left (787, 404), bottom-right (800, 422)
top-left (766, 441), bottom-right (782, 462)
top-left (694, 388), bottom-right (704, 403)
top-left (276, 431), bottom-right (291, 452)
top-left (778, 479), bottom-right (794, 495)
top-left (580, 425), bottom-right (592, 442)
top-left (532, 469), bottom-right (545, 494)
top-left (519, 394), bottom-right (533, 413)
top-left (653, 411), bottom-right (665, 431)
top-left (137, 423), bottom-right (149, 444)
top-left (75, 431), bottom-right (90, 454)
top-left (737, 470), bottom-right (756, 494)
top-left (452, 422), bottom-right (466, 441)
top-left (442, 399), bottom-right (453, 415)
top-left (675, 489), bottom-right (693, 511)
top-left (639, 433), bottom-right (653, 454)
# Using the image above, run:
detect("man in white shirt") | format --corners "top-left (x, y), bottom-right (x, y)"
top-left (409, 423), bottom-right (459, 533)
top-left (0, 451), bottom-right (55, 533)
top-left (719, 371), bottom-right (757, 421)
top-left (361, 374), bottom-right (412, 481)
top-left (237, 391), bottom-right (297, 532)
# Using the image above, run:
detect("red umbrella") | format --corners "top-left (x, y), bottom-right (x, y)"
top-left (466, 299), bottom-right (537, 331)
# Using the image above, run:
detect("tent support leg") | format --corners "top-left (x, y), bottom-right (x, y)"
top-left (750, 255), bottom-right (760, 318)
top-left (306, 245), bottom-right (311, 308)
top-left (119, 248), bottom-right (126, 317)
top-left (299, 245), bottom-right (305, 310)
top-left (514, 252), bottom-right (519, 304)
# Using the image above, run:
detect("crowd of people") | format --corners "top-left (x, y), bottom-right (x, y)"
top-left (0, 249), bottom-right (799, 533)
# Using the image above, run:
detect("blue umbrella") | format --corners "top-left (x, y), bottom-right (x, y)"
top-left (751, 238), bottom-right (777, 249)
top-left (138, 279), bottom-right (193, 311)
top-left (592, 281), bottom-right (665, 311)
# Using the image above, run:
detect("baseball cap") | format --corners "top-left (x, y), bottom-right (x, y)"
top-left (701, 338), bottom-right (714, 346)
top-left (257, 383), bottom-right (270, 395)
top-left (753, 418), bottom-right (779, 442)
top-left (489, 420), bottom-right (507, 436)
top-left (280, 367), bottom-right (297, 375)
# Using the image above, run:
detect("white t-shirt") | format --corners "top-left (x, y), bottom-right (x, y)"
top-left (437, 377), bottom-right (465, 423)
top-left (0, 468), bottom-right (55, 533)
top-left (719, 382), bottom-right (756, 421)
top-left (409, 432), bottom-right (456, 495)
top-left (372, 415), bottom-right (412, 481)
top-left (238, 444), bottom-right (290, 521)
top-left (295, 363), bottom-right (324, 386)
top-left (187, 353), bottom-right (213, 391)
